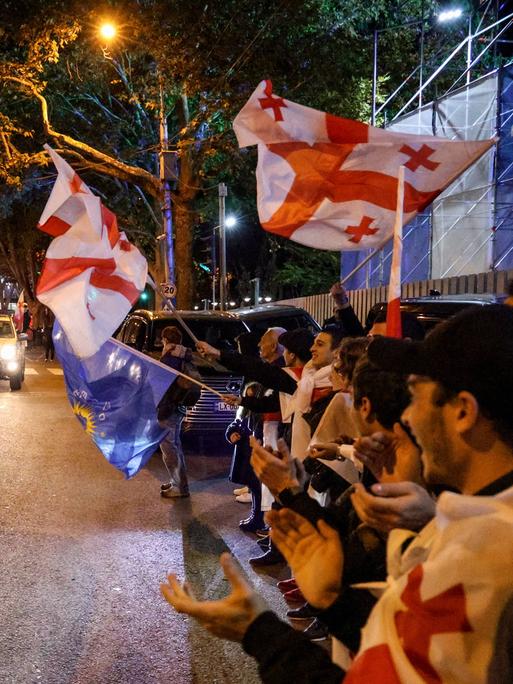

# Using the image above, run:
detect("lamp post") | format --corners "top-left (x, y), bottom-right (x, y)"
top-left (217, 185), bottom-right (238, 311)
top-left (98, 21), bottom-right (176, 290)
top-left (218, 182), bottom-right (227, 310)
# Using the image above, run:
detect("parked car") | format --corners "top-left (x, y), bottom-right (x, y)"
top-left (117, 305), bottom-right (321, 436)
top-left (0, 314), bottom-right (26, 391)
top-left (368, 294), bottom-right (506, 334)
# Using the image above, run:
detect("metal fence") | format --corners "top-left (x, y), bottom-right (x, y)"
top-left (277, 267), bottom-right (513, 325)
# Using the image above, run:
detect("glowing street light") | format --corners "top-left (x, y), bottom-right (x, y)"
top-left (99, 21), bottom-right (117, 41)
top-left (225, 215), bottom-right (237, 229)
top-left (438, 8), bottom-right (463, 23)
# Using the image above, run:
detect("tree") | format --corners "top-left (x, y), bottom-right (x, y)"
top-left (1, 0), bottom-right (468, 307)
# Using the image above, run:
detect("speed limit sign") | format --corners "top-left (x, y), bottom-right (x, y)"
top-left (160, 281), bottom-right (176, 298)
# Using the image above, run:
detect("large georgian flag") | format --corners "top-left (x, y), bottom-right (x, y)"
top-left (233, 81), bottom-right (495, 251)
top-left (36, 146), bottom-right (147, 358)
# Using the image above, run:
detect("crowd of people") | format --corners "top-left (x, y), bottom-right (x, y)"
top-left (156, 283), bottom-right (513, 683)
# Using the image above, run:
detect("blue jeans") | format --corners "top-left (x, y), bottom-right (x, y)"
top-left (159, 413), bottom-right (188, 493)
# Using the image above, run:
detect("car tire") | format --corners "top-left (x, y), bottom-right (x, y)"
top-left (10, 373), bottom-right (22, 391)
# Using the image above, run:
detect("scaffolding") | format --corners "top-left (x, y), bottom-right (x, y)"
top-left (341, 7), bottom-right (513, 290)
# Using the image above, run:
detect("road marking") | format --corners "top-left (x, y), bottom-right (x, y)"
top-left (25, 368), bottom-right (38, 375)
top-left (47, 369), bottom-right (64, 375)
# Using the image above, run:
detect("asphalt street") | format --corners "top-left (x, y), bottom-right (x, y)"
top-left (0, 347), bottom-right (292, 684)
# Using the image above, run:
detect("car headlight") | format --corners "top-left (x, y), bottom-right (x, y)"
top-left (0, 344), bottom-right (16, 360)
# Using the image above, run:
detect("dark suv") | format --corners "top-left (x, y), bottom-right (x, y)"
top-left (369, 294), bottom-right (506, 334)
top-left (117, 305), bottom-right (322, 436)
top-left (117, 310), bottom-right (249, 434)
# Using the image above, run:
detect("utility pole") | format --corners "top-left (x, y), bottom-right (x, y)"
top-left (218, 182), bottom-right (227, 311)
top-left (159, 78), bottom-right (176, 287)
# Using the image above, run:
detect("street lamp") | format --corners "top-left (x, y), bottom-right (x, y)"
top-left (437, 7), bottom-right (471, 85)
top-left (438, 8), bottom-right (463, 23)
top-left (97, 21), bottom-right (176, 290)
top-left (218, 181), bottom-right (237, 311)
top-left (99, 22), bottom-right (117, 41)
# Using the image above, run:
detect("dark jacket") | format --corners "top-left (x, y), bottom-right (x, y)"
top-left (219, 352), bottom-right (288, 415)
top-left (323, 305), bottom-right (365, 337)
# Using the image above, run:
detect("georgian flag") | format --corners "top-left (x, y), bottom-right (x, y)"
top-left (233, 81), bottom-right (495, 251)
top-left (13, 289), bottom-right (25, 332)
top-left (345, 486), bottom-right (513, 683)
top-left (36, 146), bottom-right (147, 358)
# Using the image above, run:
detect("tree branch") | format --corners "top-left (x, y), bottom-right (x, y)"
top-left (2, 75), bottom-right (162, 198)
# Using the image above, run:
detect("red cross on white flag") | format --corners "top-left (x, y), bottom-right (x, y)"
top-left (36, 146), bottom-right (148, 358)
top-left (233, 80), bottom-right (495, 251)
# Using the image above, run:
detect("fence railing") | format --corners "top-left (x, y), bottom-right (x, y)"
top-left (277, 267), bottom-right (513, 325)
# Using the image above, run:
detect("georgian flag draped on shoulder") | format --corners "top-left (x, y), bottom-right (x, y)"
top-left (36, 146), bottom-right (147, 358)
top-left (233, 80), bottom-right (495, 251)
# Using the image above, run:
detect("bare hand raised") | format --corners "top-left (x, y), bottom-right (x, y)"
top-left (353, 431), bottom-right (396, 479)
top-left (350, 481), bottom-right (436, 534)
top-left (250, 437), bottom-right (299, 496)
top-left (267, 508), bottom-right (342, 609)
top-left (196, 340), bottom-right (221, 360)
top-left (160, 552), bottom-right (268, 642)
top-left (309, 442), bottom-right (339, 460)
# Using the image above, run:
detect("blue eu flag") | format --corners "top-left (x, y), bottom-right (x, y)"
top-left (53, 323), bottom-right (175, 478)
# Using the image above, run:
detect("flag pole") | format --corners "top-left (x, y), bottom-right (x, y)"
top-left (113, 336), bottom-right (226, 399)
top-left (340, 240), bottom-right (392, 286)
top-left (386, 166), bottom-right (405, 338)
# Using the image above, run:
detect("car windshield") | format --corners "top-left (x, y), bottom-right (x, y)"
top-left (0, 321), bottom-right (13, 338)
top-left (149, 318), bottom-right (247, 353)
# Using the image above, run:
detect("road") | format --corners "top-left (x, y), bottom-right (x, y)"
top-left (0, 347), bottom-right (291, 684)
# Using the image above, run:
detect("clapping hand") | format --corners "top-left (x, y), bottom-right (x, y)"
top-left (160, 552), bottom-right (268, 642)
top-left (267, 508), bottom-right (342, 609)
top-left (250, 437), bottom-right (299, 497)
top-left (350, 481), bottom-right (436, 534)
top-left (353, 431), bottom-right (396, 479)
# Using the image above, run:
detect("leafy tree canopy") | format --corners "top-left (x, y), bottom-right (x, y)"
top-left (0, 0), bottom-right (480, 308)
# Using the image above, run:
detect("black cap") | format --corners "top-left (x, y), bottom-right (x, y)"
top-left (278, 328), bottom-right (315, 362)
top-left (368, 304), bottom-right (513, 423)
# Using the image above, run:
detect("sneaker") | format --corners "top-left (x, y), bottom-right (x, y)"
top-left (235, 492), bottom-right (252, 504)
top-left (286, 603), bottom-right (320, 621)
top-left (284, 588), bottom-right (306, 603)
top-left (257, 535), bottom-right (270, 549)
top-left (233, 486), bottom-right (249, 496)
top-left (161, 487), bottom-right (190, 499)
top-left (255, 526), bottom-right (270, 537)
top-left (303, 618), bottom-right (330, 642)
top-left (249, 547), bottom-right (285, 567)
top-left (277, 578), bottom-right (297, 593)
top-left (160, 482), bottom-right (173, 492)
top-left (239, 516), bottom-right (265, 533)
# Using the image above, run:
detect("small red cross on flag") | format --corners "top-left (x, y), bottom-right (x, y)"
top-left (345, 216), bottom-right (379, 244)
top-left (400, 144), bottom-right (440, 172)
top-left (258, 80), bottom-right (287, 122)
top-left (233, 81), bottom-right (495, 251)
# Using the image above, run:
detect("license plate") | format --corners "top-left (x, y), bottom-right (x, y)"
top-left (216, 402), bottom-right (236, 412)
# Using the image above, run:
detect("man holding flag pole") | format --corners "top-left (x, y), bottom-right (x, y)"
top-left (34, 146), bottom-right (222, 480)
